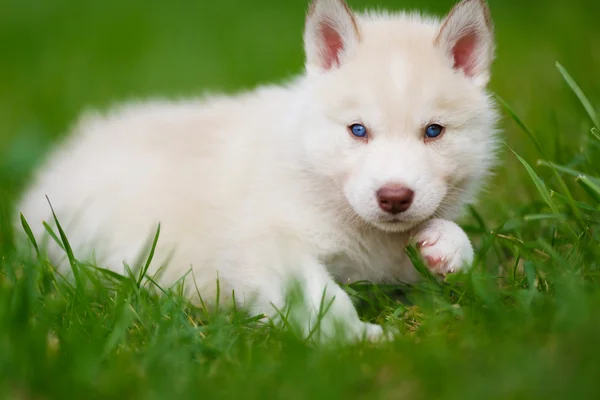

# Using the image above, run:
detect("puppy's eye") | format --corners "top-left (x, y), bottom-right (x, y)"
top-left (425, 124), bottom-right (444, 139)
top-left (349, 123), bottom-right (368, 138)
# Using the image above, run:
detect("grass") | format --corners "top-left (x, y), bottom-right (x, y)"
top-left (1, 0), bottom-right (600, 398)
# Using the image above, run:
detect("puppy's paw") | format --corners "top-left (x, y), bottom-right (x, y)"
top-left (413, 219), bottom-right (474, 276)
top-left (362, 322), bottom-right (385, 341)
top-left (352, 322), bottom-right (396, 343)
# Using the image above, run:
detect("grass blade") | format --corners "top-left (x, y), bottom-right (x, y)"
top-left (20, 213), bottom-right (40, 259)
top-left (510, 148), bottom-right (580, 239)
top-left (137, 223), bottom-right (161, 288)
top-left (493, 233), bottom-right (550, 261)
top-left (538, 160), bottom-right (584, 179)
top-left (556, 62), bottom-right (600, 128)
top-left (405, 245), bottom-right (441, 286)
top-left (88, 265), bottom-right (129, 283)
top-left (500, 97), bottom-right (583, 223)
top-left (42, 222), bottom-right (66, 252)
top-left (538, 160), bottom-right (600, 185)
top-left (497, 96), bottom-right (545, 155)
top-left (523, 213), bottom-right (567, 222)
top-left (45, 196), bottom-right (82, 287)
top-left (510, 149), bottom-right (559, 215)
top-left (550, 191), bottom-right (597, 211)
top-left (576, 175), bottom-right (600, 203)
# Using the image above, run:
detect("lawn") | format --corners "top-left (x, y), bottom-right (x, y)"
top-left (1, 0), bottom-right (600, 398)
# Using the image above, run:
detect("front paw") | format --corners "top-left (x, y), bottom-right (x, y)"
top-left (412, 219), bottom-right (474, 276)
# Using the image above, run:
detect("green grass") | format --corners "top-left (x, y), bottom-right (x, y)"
top-left (1, 0), bottom-right (600, 398)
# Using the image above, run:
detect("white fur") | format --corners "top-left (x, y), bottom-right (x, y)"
top-left (412, 219), bottom-right (475, 275)
top-left (15, 0), bottom-right (500, 342)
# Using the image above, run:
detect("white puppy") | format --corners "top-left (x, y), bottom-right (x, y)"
top-left (16, 0), bottom-right (500, 342)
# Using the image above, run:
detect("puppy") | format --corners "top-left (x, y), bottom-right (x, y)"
top-left (16, 0), bottom-right (500, 342)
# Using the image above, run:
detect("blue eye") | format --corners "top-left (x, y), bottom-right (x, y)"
top-left (350, 124), bottom-right (367, 138)
top-left (425, 124), bottom-right (444, 139)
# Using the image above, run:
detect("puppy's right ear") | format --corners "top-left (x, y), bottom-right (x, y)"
top-left (304, 0), bottom-right (360, 74)
top-left (435, 0), bottom-right (495, 87)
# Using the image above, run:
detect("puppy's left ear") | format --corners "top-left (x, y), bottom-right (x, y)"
top-left (435, 0), bottom-right (495, 87)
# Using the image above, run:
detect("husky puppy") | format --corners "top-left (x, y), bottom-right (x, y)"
top-left (16, 0), bottom-right (499, 341)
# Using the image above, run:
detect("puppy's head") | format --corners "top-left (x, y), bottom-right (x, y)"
top-left (299, 0), bottom-right (500, 232)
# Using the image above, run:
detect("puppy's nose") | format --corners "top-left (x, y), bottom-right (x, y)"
top-left (376, 184), bottom-right (414, 214)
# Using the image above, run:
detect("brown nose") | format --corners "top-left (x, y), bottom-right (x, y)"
top-left (376, 184), bottom-right (414, 214)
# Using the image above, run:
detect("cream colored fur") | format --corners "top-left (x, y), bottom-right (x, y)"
top-left (15, 0), bottom-right (500, 342)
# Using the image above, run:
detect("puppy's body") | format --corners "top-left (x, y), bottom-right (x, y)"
top-left (16, 0), bottom-right (500, 341)
top-left (21, 86), bottom-right (419, 295)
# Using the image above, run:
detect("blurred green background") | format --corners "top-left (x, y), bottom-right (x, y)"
top-left (1, 0), bottom-right (599, 219)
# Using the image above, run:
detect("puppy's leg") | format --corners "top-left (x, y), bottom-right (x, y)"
top-left (412, 218), bottom-right (474, 276)
top-left (282, 257), bottom-right (384, 342)
top-left (218, 251), bottom-right (384, 343)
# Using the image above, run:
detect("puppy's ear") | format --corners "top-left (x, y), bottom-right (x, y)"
top-left (304, 0), bottom-right (360, 74)
top-left (435, 0), bottom-right (495, 87)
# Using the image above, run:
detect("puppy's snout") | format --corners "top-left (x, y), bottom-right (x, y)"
top-left (376, 184), bottom-right (414, 214)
